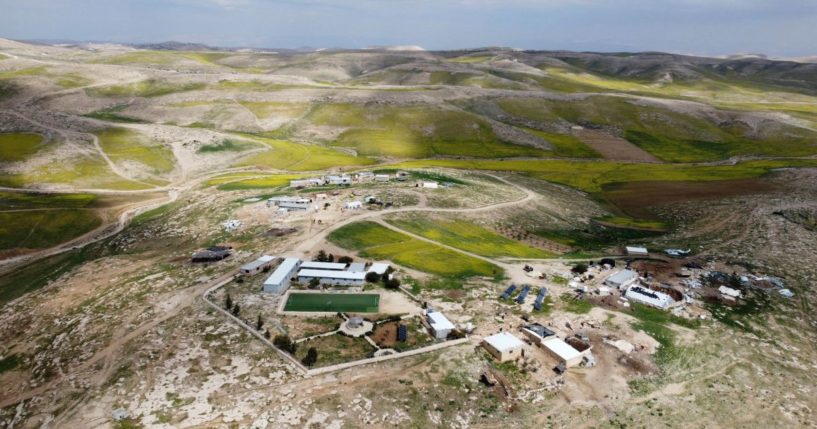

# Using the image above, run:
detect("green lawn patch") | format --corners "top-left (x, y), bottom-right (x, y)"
top-left (560, 293), bottom-right (593, 314)
top-left (234, 135), bottom-right (373, 171)
top-left (0, 191), bottom-right (96, 210)
top-left (329, 221), bottom-right (503, 279)
top-left (0, 133), bottom-right (47, 163)
top-left (284, 292), bottom-right (380, 313)
top-left (0, 209), bottom-right (102, 251)
top-left (84, 105), bottom-right (145, 123)
top-left (523, 129), bottom-right (602, 158)
top-left (387, 217), bottom-right (554, 259)
top-left (213, 174), bottom-right (305, 190)
top-left (96, 128), bottom-right (175, 174)
top-left (196, 139), bottom-right (255, 153)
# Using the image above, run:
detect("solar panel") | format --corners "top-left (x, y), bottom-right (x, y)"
top-left (500, 284), bottom-right (517, 299)
top-left (397, 324), bottom-right (408, 342)
top-left (515, 285), bottom-right (531, 304)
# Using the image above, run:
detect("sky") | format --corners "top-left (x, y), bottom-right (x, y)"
top-left (0, 0), bottom-right (815, 57)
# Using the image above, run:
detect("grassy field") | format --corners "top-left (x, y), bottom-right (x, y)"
top-left (196, 139), bottom-right (257, 153)
top-left (388, 158), bottom-right (817, 194)
top-left (214, 174), bottom-right (305, 190)
top-left (96, 128), bottom-right (175, 175)
top-left (0, 247), bottom-right (96, 305)
top-left (87, 79), bottom-right (206, 98)
top-left (523, 129), bottom-right (602, 158)
top-left (498, 96), bottom-right (817, 162)
top-left (293, 334), bottom-right (375, 367)
top-left (328, 221), bottom-right (502, 279)
top-left (0, 209), bottom-right (101, 252)
top-left (387, 217), bottom-right (555, 258)
top-left (0, 133), bottom-right (47, 163)
top-left (238, 101), bottom-right (309, 119)
top-left (84, 105), bottom-right (146, 123)
top-left (234, 135), bottom-right (373, 171)
top-left (308, 104), bottom-right (548, 158)
top-left (0, 152), bottom-right (154, 190)
top-left (0, 191), bottom-right (96, 209)
top-left (284, 293), bottom-right (380, 313)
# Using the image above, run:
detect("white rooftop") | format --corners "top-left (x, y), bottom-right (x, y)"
top-left (606, 269), bottom-right (638, 285)
top-left (298, 269), bottom-right (366, 280)
top-left (626, 246), bottom-right (649, 254)
top-left (625, 285), bottom-right (674, 309)
top-left (300, 261), bottom-right (347, 270)
top-left (263, 257), bottom-right (300, 286)
top-left (484, 332), bottom-right (525, 352)
top-left (241, 255), bottom-right (276, 271)
top-left (368, 263), bottom-right (389, 275)
top-left (427, 311), bottom-right (455, 331)
top-left (542, 337), bottom-right (582, 361)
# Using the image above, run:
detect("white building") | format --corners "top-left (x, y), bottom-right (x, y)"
top-left (356, 172), bottom-right (374, 181)
top-left (290, 178), bottom-right (324, 188)
top-left (374, 174), bottom-right (390, 182)
top-left (427, 311), bottom-right (455, 340)
top-left (347, 262), bottom-right (366, 272)
top-left (624, 285), bottom-right (674, 309)
top-left (626, 246), bottom-right (649, 256)
top-left (604, 269), bottom-right (639, 289)
top-left (345, 201), bottom-right (362, 209)
top-left (263, 257), bottom-right (301, 294)
top-left (368, 263), bottom-right (389, 275)
top-left (297, 269), bottom-right (366, 286)
top-left (240, 255), bottom-right (276, 276)
top-left (483, 332), bottom-right (527, 362)
top-left (268, 196), bottom-right (312, 210)
top-left (326, 175), bottom-right (352, 186)
top-left (300, 261), bottom-right (347, 271)
top-left (542, 337), bottom-right (585, 367)
top-left (420, 181), bottom-right (438, 189)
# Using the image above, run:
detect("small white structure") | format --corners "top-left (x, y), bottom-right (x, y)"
top-left (374, 174), bottom-right (390, 182)
top-left (396, 171), bottom-right (410, 181)
top-left (427, 311), bottom-right (455, 340)
top-left (541, 337), bottom-right (584, 367)
top-left (290, 178), bottom-right (323, 188)
top-left (300, 261), bottom-right (347, 271)
top-left (626, 246), bottom-right (649, 256)
top-left (298, 269), bottom-right (366, 286)
top-left (368, 263), bottom-right (390, 275)
top-left (268, 196), bottom-right (312, 210)
top-left (483, 332), bottom-right (527, 362)
top-left (327, 175), bottom-right (352, 186)
top-left (222, 219), bottom-right (241, 231)
top-left (263, 257), bottom-right (301, 294)
top-left (604, 269), bottom-right (639, 289)
top-left (356, 171), bottom-right (375, 181)
top-left (719, 286), bottom-right (742, 298)
top-left (345, 201), bottom-right (362, 209)
top-left (420, 181), bottom-right (438, 189)
top-left (624, 285), bottom-right (674, 309)
top-left (347, 316), bottom-right (364, 329)
top-left (778, 288), bottom-right (794, 298)
top-left (240, 255), bottom-right (276, 276)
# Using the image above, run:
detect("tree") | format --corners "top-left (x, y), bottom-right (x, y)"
top-left (224, 293), bottom-right (233, 310)
top-left (315, 250), bottom-right (328, 262)
top-left (384, 278), bottom-right (401, 290)
top-left (327, 253), bottom-right (335, 262)
top-left (263, 330), bottom-right (270, 339)
top-left (308, 278), bottom-right (320, 289)
top-left (273, 334), bottom-right (296, 354)
top-left (302, 347), bottom-right (318, 367)
top-left (365, 272), bottom-right (381, 283)
top-left (232, 304), bottom-right (241, 317)
top-left (338, 256), bottom-right (353, 264)
top-left (571, 263), bottom-right (589, 275)
top-left (256, 314), bottom-right (264, 331)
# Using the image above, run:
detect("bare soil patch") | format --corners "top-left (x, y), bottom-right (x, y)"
top-left (573, 129), bottom-right (661, 163)
top-left (603, 178), bottom-right (781, 219)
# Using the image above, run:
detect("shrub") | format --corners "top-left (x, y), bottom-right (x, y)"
top-left (273, 334), bottom-right (297, 354)
top-left (571, 263), bottom-right (589, 275)
top-left (338, 256), bottom-right (354, 264)
top-left (302, 347), bottom-right (318, 366)
top-left (384, 278), bottom-right (401, 290)
top-left (365, 272), bottom-right (381, 283)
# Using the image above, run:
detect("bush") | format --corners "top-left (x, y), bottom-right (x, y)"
top-left (273, 334), bottom-right (297, 354)
top-left (338, 256), bottom-right (354, 264)
top-left (308, 278), bottom-right (320, 289)
top-left (571, 263), bottom-right (589, 275)
top-left (302, 347), bottom-right (318, 366)
top-left (384, 278), bottom-right (401, 290)
top-left (365, 271), bottom-right (381, 283)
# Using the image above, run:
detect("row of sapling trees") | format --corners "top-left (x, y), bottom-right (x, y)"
top-left (225, 293), bottom-right (319, 366)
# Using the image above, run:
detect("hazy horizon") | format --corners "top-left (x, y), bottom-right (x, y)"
top-left (0, 0), bottom-right (815, 58)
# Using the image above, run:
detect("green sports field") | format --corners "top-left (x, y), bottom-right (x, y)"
top-left (284, 293), bottom-right (380, 313)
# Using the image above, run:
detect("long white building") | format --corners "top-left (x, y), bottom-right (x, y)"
top-left (263, 257), bottom-right (301, 294)
top-left (624, 285), bottom-right (674, 309)
top-left (297, 269), bottom-right (366, 286)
